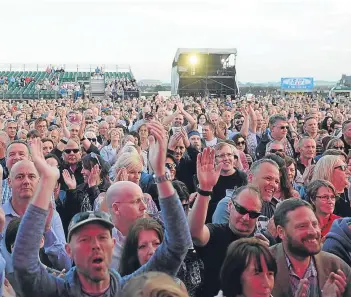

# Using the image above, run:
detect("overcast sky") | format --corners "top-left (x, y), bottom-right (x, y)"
top-left (1, 0), bottom-right (350, 82)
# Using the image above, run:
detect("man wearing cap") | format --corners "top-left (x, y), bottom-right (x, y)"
top-left (13, 124), bottom-right (192, 297)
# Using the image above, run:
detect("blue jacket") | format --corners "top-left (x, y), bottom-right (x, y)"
top-left (323, 218), bottom-right (351, 267)
top-left (13, 192), bottom-right (192, 297)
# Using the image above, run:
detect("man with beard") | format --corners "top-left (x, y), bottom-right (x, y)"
top-left (271, 198), bottom-right (351, 297)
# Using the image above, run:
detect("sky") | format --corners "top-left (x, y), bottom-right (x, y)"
top-left (1, 0), bottom-right (350, 82)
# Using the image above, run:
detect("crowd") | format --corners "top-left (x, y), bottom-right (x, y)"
top-left (105, 78), bottom-right (139, 98)
top-left (0, 94), bottom-right (349, 297)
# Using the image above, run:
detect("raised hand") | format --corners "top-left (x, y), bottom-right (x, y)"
top-left (115, 167), bottom-right (129, 182)
top-left (147, 121), bottom-right (167, 176)
top-left (78, 116), bottom-right (86, 140)
top-left (168, 133), bottom-right (182, 151)
top-left (62, 169), bottom-right (77, 190)
top-left (87, 164), bottom-right (101, 187)
top-left (196, 147), bottom-right (222, 191)
top-left (30, 138), bottom-right (60, 181)
top-left (180, 128), bottom-right (190, 148)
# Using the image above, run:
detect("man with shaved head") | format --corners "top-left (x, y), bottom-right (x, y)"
top-left (1, 159), bottom-right (71, 295)
top-left (106, 181), bottom-right (147, 269)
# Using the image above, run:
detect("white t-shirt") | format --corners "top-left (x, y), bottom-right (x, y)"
top-left (205, 137), bottom-right (218, 147)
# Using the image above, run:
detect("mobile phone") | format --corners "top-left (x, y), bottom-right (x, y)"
top-left (172, 127), bottom-right (182, 134)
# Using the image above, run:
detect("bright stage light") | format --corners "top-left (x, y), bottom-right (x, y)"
top-left (189, 55), bottom-right (198, 65)
top-left (221, 59), bottom-right (225, 64)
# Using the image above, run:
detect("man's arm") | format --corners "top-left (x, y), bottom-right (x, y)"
top-left (188, 148), bottom-right (222, 247)
top-left (12, 138), bottom-right (65, 296)
top-left (122, 122), bottom-right (192, 284)
top-left (240, 107), bottom-right (250, 138)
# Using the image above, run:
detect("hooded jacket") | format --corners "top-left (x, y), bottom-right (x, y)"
top-left (323, 218), bottom-right (351, 266)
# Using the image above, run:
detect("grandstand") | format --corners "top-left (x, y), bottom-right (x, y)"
top-left (0, 64), bottom-right (139, 100)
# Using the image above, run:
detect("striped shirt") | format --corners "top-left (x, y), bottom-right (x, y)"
top-left (286, 254), bottom-right (321, 297)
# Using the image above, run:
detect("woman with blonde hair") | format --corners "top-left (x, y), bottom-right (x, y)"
top-left (312, 155), bottom-right (351, 217)
top-left (121, 272), bottom-right (189, 297)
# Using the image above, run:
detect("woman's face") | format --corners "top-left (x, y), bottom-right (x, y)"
top-left (240, 255), bottom-right (275, 297)
top-left (235, 137), bottom-right (246, 152)
top-left (110, 129), bottom-right (120, 142)
top-left (137, 229), bottom-right (161, 266)
top-left (165, 157), bottom-right (176, 180)
top-left (330, 140), bottom-right (344, 151)
top-left (138, 125), bottom-right (148, 138)
top-left (313, 186), bottom-right (336, 215)
top-left (331, 159), bottom-right (350, 193)
top-left (127, 164), bottom-right (142, 184)
top-left (198, 115), bottom-right (206, 125)
top-left (287, 163), bottom-right (295, 184)
top-left (327, 117), bottom-right (333, 126)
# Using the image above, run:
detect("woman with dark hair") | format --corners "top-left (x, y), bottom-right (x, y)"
top-left (264, 154), bottom-right (297, 200)
top-left (197, 113), bottom-right (207, 137)
top-left (218, 238), bottom-right (277, 297)
top-left (232, 133), bottom-right (253, 166)
top-left (60, 152), bottom-right (111, 235)
top-left (306, 179), bottom-right (340, 239)
top-left (321, 116), bottom-right (333, 134)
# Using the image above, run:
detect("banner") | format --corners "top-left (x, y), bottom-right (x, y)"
top-left (280, 77), bottom-right (314, 90)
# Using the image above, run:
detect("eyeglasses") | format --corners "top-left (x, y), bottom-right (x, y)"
top-left (316, 195), bottom-right (336, 201)
top-left (87, 138), bottom-right (97, 143)
top-left (64, 149), bottom-right (80, 154)
top-left (114, 197), bottom-right (146, 206)
top-left (334, 165), bottom-right (348, 171)
top-left (215, 153), bottom-right (239, 160)
top-left (165, 163), bottom-right (176, 170)
top-left (270, 149), bottom-right (284, 153)
top-left (231, 200), bottom-right (261, 219)
top-left (236, 141), bottom-right (245, 146)
top-left (333, 146), bottom-right (345, 150)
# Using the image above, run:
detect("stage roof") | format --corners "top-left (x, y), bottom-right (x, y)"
top-left (173, 48), bottom-right (237, 63)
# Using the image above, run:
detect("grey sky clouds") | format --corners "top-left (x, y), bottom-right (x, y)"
top-left (1, 0), bottom-right (350, 82)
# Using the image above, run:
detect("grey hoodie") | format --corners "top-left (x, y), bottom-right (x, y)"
top-left (13, 192), bottom-right (192, 297)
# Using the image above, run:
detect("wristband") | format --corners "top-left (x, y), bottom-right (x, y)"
top-left (80, 136), bottom-right (86, 142)
top-left (197, 186), bottom-right (213, 197)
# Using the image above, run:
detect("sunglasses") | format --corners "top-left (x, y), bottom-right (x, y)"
top-left (236, 141), bottom-right (245, 146)
top-left (87, 138), bottom-right (97, 142)
top-left (279, 126), bottom-right (289, 130)
top-left (64, 149), bottom-right (80, 154)
top-left (231, 199), bottom-right (261, 219)
top-left (334, 165), bottom-right (348, 171)
top-left (333, 146), bottom-right (344, 150)
top-left (165, 163), bottom-right (176, 170)
top-left (270, 149), bottom-right (284, 153)
top-left (235, 120), bottom-right (244, 124)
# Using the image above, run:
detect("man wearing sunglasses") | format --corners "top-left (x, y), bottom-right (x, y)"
top-left (256, 114), bottom-right (295, 160)
top-left (189, 147), bottom-right (263, 297)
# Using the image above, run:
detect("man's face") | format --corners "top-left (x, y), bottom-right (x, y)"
top-left (112, 110), bottom-right (120, 120)
top-left (6, 122), bottom-right (17, 138)
top-left (304, 118), bottom-right (318, 135)
top-left (229, 189), bottom-right (262, 237)
top-left (202, 125), bottom-right (214, 141)
top-left (189, 135), bottom-right (201, 151)
top-left (49, 130), bottom-right (60, 145)
top-left (68, 224), bottom-right (115, 283)
top-left (343, 123), bottom-right (351, 139)
top-left (70, 125), bottom-right (80, 138)
top-left (234, 116), bottom-right (244, 131)
top-left (42, 141), bottom-right (53, 156)
top-left (299, 139), bottom-right (316, 160)
top-left (64, 141), bottom-right (81, 165)
top-left (256, 114), bottom-right (264, 129)
top-left (251, 163), bottom-right (280, 201)
top-left (85, 109), bottom-right (93, 118)
top-left (209, 113), bottom-right (219, 125)
top-left (174, 139), bottom-right (186, 161)
top-left (8, 161), bottom-right (39, 201)
top-left (35, 120), bottom-right (48, 137)
top-left (107, 118), bottom-right (116, 129)
top-left (215, 145), bottom-right (238, 174)
top-left (6, 143), bottom-right (30, 170)
top-left (173, 114), bottom-right (184, 127)
top-left (270, 120), bottom-right (288, 141)
top-left (279, 206), bottom-right (321, 258)
top-left (222, 112), bottom-right (231, 124)
top-left (266, 143), bottom-right (284, 155)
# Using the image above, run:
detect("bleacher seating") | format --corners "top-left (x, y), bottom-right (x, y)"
top-left (0, 70), bottom-right (137, 99)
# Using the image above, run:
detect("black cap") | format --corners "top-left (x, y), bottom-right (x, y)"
top-left (67, 211), bottom-right (114, 242)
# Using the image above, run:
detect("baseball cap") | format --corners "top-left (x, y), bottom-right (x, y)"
top-left (67, 211), bottom-right (114, 242)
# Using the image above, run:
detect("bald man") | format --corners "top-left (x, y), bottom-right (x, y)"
top-left (1, 160), bottom-right (71, 293)
top-left (107, 181), bottom-right (147, 269)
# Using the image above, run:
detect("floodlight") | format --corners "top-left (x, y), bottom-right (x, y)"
top-left (189, 55), bottom-right (198, 65)
top-left (221, 59), bottom-right (225, 64)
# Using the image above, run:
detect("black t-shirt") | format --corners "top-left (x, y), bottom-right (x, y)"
top-left (334, 190), bottom-right (351, 218)
top-left (195, 224), bottom-right (244, 297)
top-left (206, 169), bottom-right (247, 223)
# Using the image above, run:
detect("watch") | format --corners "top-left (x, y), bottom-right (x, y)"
top-left (153, 172), bottom-right (172, 183)
top-left (80, 136), bottom-right (86, 142)
top-left (60, 137), bottom-right (68, 145)
top-left (197, 185), bottom-right (213, 197)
